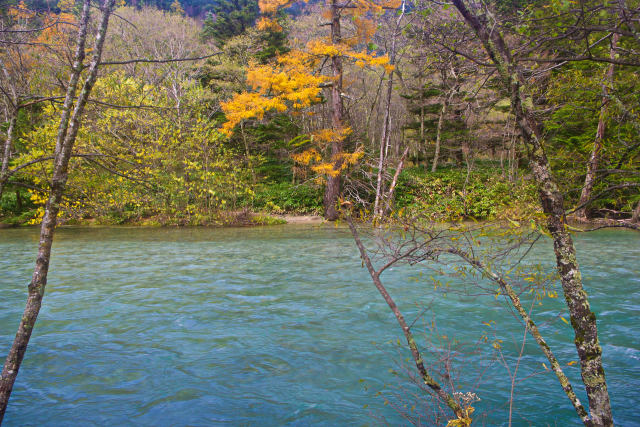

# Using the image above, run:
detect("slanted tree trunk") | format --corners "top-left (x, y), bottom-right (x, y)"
top-left (0, 114), bottom-right (17, 198)
top-left (575, 33), bottom-right (619, 220)
top-left (0, 0), bottom-right (116, 420)
top-left (346, 216), bottom-right (465, 421)
top-left (323, 0), bottom-right (344, 221)
top-left (451, 1), bottom-right (612, 425)
top-left (382, 146), bottom-right (409, 218)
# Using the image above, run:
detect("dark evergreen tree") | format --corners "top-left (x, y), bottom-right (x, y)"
top-left (201, 0), bottom-right (259, 46)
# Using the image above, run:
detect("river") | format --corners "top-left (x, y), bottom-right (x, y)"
top-left (1, 225), bottom-right (638, 425)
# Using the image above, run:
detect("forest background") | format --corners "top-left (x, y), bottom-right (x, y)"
top-left (1, 0), bottom-right (639, 424)
top-left (1, 0), bottom-right (637, 227)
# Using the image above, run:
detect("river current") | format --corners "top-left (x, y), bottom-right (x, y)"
top-left (1, 225), bottom-right (638, 425)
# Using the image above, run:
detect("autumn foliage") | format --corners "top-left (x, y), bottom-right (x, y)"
top-left (221, 0), bottom-right (396, 186)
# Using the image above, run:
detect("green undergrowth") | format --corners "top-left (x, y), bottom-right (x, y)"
top-left (1, 164), bottom-right (539, 227)
top-left (394, 165), bottom-right (539, 220)
top-left (0, 189), bottom-right (37, 227)
top-left (246, 181), bottom-right (323, 215)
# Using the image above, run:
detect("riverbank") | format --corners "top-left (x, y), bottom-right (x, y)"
top-left (3, 213), bottom-right (636, 232)
top-left (0, 212), bottom-right (328, 228)
top-left (3, 164), bottom-right (637, 229)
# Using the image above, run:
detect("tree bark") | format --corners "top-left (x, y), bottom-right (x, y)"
top-left (451, 1), bottom-right (612, 425)
top-left (575, 33), bottom-right (619, 220)
top-left (382, 146), bottom-right (409, 217)
top-left (0, 115), bottom-right (17, 198)
top-left (323, 0), bottom-right (344, 221)
top-left (374, 1), bottom-right (404, 219)
top-left (632, 199), bottom-right (640, 223)
top-left (0, 0), bottom-right (115, 421)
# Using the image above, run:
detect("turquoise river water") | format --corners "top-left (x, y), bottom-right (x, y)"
top-left (0, 225), bottom-right (638, 426)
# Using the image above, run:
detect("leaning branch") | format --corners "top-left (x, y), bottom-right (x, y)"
top-left (98, 52), bottom-right (221, 66)
top-left (346, 215), bottom-right (465, 421)
top-left (445, 247), bottom-right (591, 425)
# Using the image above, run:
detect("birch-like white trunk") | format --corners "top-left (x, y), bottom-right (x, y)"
top-left (0, 0), bottom-right (116, 420)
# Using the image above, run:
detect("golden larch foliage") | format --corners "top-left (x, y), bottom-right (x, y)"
top-left (221, 0), bottom-right (401, 179)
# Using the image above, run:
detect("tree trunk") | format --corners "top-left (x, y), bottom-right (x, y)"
top-left (0, 115), bottom-right (17, 198)
top-left (432, 91), bottom-right (447, 172)
top-left (382, 146), bottom-right (409, 218)
top-left (451, 1), bottom-right (612, 425)
top-left (373, 97), bottom-right (388, 218)
top-left (374, 1), bottom-right (404, 219)
top-left (373, 62), bottom-right (394, 218)
top-left (240, 123), bottom-right (256, 184)
top-left (632, 199), bottom-right (640, 223)
top-left (323, 0), bottom-right (344, 221)
top-left (447, 248), bottom-right (590, 424)
top-left (15, 189), bottom-right (22, 211)
top-left (0, 0), bottom-right (115, 420)
top-left (432, 87), bottom-right (457, 173)
top-left (575, 33), bottom-right (619, 220)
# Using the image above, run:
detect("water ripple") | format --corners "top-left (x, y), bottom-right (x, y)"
top-left (1, 226), bottom-right (638, 426)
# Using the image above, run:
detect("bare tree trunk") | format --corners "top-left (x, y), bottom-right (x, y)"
top-left (432, 89), bottom-right (454, 172)
top-left (575, 33), bottom-right (619, 220)
top-left (382, 146), bottom-right (409, 217)
top-left (373, 112), bottom-right (387, 218)
top-left (346, 216), bottom-right (465, 421)
top-left (0, 115), bottom-right (17, 198)
top-left (240, 123), bottom-right (255, 184)
top-left (451, 1), bottom-right (612, 425)
top-left (632, 199), bottom-right (640, 223)
top-left (365, 73), bottom-right (385, 149)
top-left (323, 0), bottom-right (344, 221)
top-left (373, 57), bottom-right (396, 218)
top-left (374, 1), bottom-right (404, 219)
top-left (0, 0), bottom-right (115, 420)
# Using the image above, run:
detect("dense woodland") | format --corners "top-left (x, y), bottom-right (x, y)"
top-left (1, 0), bottom-right (639, 424)
top-left (1, 0), bottom-right (638, 226)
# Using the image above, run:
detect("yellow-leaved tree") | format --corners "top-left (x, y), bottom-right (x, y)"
top-left (221, 0), bottom-right (399, 219)
top-left (0, 0), bottom-right (78, 197)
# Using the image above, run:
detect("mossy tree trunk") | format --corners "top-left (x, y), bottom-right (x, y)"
top-left (451, 1), bottom-right (612, 425)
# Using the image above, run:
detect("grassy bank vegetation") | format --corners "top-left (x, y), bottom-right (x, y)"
top-left (1, 160), bottom-right (537, 226)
